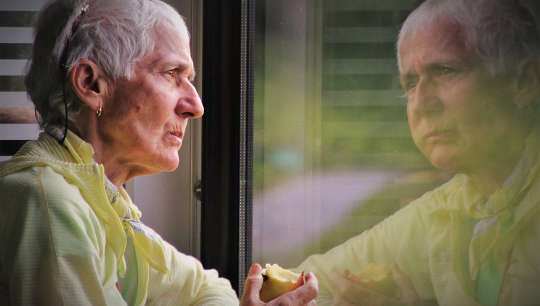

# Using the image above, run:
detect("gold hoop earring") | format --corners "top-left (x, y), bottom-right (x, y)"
top-left (96, 106), bottom-right (102, 117)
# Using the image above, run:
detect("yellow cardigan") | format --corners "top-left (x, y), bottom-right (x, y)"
top-left (0, 131), bottom-right (238, 305)
top-left (298, 128), bottom-right (540, 306)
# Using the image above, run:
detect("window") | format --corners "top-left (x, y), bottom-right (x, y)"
top-left (252, 0), bottom-right (447, 269)
top-left (200, 0), bottom-right (453, 293)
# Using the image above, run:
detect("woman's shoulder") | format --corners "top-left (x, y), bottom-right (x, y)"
top-left (0, 164), bottom-right (103, 231)
top-left (360, 174), bottom-right (467, 236)
top-left (0, 165), bottom-right (108, 283)
top-left (2, 163), bottom-right (74, 195)
top-left (0, 164), bottom-right (62, 199)
top-left (407, 174), bottom-right (466, 210)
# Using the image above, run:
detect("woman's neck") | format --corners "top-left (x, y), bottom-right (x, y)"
top-left (467, 140), bottom-right (526, 196)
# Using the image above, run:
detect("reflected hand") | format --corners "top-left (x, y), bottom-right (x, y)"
top-left (240, 263), bottom-right (319, 306)
top-left (329, 264), bottom-right (420, 306)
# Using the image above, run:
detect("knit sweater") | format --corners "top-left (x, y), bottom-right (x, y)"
top-left (0, 131), bottom-right (238, 305)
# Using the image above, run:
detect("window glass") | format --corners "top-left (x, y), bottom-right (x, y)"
top-left (252, 0), bottom-right (448, 268)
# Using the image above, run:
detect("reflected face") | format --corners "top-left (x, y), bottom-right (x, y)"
top-left (99, 22), bottom-right (204, 174)
top-left (399, 20), bottom-right (519, 173)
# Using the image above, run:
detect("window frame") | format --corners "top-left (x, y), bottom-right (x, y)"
top-left (201, 0), bottom-right (255, 294)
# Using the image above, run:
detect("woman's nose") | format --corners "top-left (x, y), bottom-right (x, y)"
top-left (177, 81), bottom-right (204, 119)
top-left (409, 77), bottom-right (443, 116)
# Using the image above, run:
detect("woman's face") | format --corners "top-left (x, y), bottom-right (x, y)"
top-left (399, 20), bottom-right (523, 175)
top-left (98, 23), bottom-right (203, 175)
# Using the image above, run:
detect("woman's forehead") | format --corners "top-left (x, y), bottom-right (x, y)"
top-left (399, 20), bottom-right (470, 66)
top-left (135, 24), bottom-right (192, 71)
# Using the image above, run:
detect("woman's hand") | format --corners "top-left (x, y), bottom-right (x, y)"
top-left (329, 264), bottom-right (420, 306)
top-left (240, 263), bottom-right (319, 306)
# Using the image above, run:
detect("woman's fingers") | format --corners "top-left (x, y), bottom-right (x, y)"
top-left (389, 264), bottom-right (420, 305)
top-left (240, 264), bottom-right (264, 306)
top-left (268, 272), bottom-right (319, 306)
top-left (299, 272), bottom-right (319, 303)
top-left (241, 264), bottom-right (318, 306)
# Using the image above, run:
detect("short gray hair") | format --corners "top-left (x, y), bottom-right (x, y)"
top-left (397, 0), bottom-right (540, 76)
top-left (25, 0), bottom-right (187, 134)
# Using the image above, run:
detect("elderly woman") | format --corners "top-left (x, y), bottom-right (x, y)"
top-left (0, 0), bottom-right (318, 305)
top-left (297, 0), bottom-right (540, 305)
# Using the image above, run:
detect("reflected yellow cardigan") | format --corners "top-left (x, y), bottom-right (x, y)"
top-left (298, 128), bottom-right (540, 306)
top-left (0, 131), bottom-right (238, 305)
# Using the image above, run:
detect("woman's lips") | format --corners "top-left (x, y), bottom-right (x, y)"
top-left (170, 130), bottom-right (182, 138)
top-left (167, 131), bottom-right (183, 146)
top-left (425, 130), bottom-right (454, 143)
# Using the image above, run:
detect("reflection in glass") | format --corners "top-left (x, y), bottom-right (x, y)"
top-left (252, 0), bottom-right (435, 268)
top-left (253, 0), bottom-right (540, 305)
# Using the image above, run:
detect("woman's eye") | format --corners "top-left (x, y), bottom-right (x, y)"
top-left (405, 81), bottom-right (417, 91)
top-left (401, 79), bottom-right (417, 92)
top-left (400, 73), bottom-right (418, 92)
top-left (166, 69), bottom-right (179, 80)
top-left (436, 66), bottom-right (456, 76)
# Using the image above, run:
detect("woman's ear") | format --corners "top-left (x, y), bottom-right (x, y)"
top-left (70, 59), bottom-right (109, 111)
top-left (512, 57), bottom-right (540, 109)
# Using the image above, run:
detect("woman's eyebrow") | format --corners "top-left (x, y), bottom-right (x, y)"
top-left (175, 62), bottom-right (196, 81)
top-left (163, 59), bottom-right (196, 80)
top-left (399, 71), bottom-right (417, 85)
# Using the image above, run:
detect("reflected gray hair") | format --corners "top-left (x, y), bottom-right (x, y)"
top-left (25, 0), bottom-right (187, 134)
top-left (397, 0), bottom-right (540, 76)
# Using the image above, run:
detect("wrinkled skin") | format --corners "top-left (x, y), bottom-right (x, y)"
top-left (400, 19), bottom-right (530, 194)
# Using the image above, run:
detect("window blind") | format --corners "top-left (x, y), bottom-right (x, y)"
top-left (321, 0), bottom-right (427, 170)
top-left (0, 3), bottom-right (42, 159)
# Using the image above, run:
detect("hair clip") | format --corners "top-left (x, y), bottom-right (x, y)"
top-left (71, 2), bottom-right (89, 34)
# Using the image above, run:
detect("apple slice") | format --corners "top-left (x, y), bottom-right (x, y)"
top-left (259, 264), bottom-right (304, 302)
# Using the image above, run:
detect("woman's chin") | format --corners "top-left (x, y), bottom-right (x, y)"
top-left (427, 149), bottom-right (459, 172)
top-left (164, 156), bottom-right (180, 171)
top-left (153, 152), bottom-right (180, 172)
